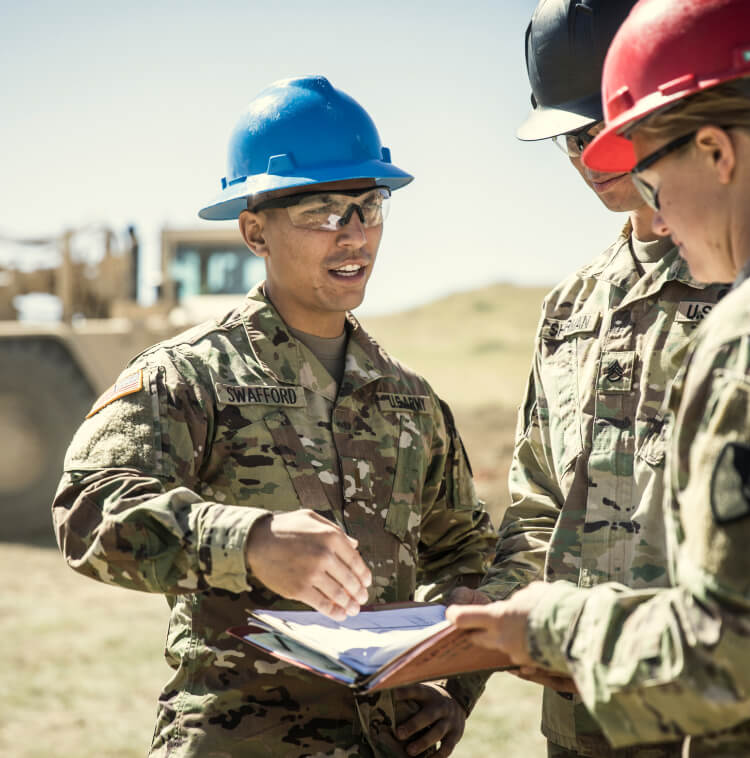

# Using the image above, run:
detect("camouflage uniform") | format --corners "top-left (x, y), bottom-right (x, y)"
top-left (478, 223), bottom-right (728, 756)
top-left (52, 285), bottom-right (494, 758)
top-left (524, 261), bottom-right (750, 755)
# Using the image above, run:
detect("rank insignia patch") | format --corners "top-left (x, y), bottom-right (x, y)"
top-left (710, 442), bottom-right (750, 524)
top-left (86, 369), bottom-right (144, 418)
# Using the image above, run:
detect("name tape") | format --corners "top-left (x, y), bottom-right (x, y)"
top-left (215, 383), bottom-right (306, 407)
top-left (376, 393), bottom-right (431, 414)
top-left (541, 312), bottom-right (600, 341)
top-left (675, 301), bottom-right (715, 323)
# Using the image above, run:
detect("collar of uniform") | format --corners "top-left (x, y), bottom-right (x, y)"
top-left (583, 224), bottom-right (642, 292)
top-left (582, 217), bottom-right (710, 300)
top-left (618, 246), bottom-right (713, 311)
top-left (339, 312), bottom-right (400, 397)
top-left (240, 284), bottom-right (398, 400)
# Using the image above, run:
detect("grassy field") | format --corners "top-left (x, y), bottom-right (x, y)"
top-left (2, 282), bottom-right (550, 757)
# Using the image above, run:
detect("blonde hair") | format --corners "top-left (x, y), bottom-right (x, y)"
top-left (633, 77), bottom-right (750, 141)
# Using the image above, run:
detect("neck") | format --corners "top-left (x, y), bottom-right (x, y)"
top-left (264, 284), bottom-right (347, 338)
top-left (728, 173), bottom-right (750, 278)
top-left (629, 204), bottom-right (660, 242)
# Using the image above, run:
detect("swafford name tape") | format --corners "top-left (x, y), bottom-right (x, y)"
top-left (216, 383), bottom-right (306, 407)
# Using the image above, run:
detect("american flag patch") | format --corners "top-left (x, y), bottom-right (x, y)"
top-left (86, 369), bottom-right (144, 418)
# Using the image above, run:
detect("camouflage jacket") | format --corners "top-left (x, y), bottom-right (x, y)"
top-left (479, 224), bottom-right (728, 755)
top-left (525, 267), bottom-right (750, 755)
top-left (52, 285), bottom-right (494, 758)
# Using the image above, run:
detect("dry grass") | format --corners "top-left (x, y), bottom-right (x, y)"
top-left (2, 283), bottom-right (549, 757)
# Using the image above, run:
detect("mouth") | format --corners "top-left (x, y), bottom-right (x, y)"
top-left (329, 261), bottom-right (368, 282)
top-left (590, 173), bottom-right (627, 192)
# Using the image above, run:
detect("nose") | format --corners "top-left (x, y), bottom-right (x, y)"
top-left (338, 207), bottom-right (367, 244)
top-left (651, 209), bottom-right (670, 237)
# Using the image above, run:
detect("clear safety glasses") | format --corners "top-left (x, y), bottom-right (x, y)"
top-left (252, 187), bottom-right (391, 231)
top-left (630, 131), bottom-right (697, 210)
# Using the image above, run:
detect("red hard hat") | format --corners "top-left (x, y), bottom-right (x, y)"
top-left (583, 0), bottom-right (750, 172)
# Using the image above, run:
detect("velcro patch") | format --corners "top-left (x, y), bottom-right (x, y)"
top-left (676, 301), bottom-right (716, 323)
top-left (541, 312), bottom-right (600, 341)
top-left (377, 393), bottom-right (431, 414)
top-left (216, 383), bottom-right (306, 407)
top-left (86, 369), bottom-right (144, 418)
top-left (710, 442), bottom-right (750, 524)
top-left (598, 351), bottom-right (635, 393)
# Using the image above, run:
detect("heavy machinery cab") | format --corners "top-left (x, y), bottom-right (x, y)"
top-left (0, 226), bottom-right (265, 541)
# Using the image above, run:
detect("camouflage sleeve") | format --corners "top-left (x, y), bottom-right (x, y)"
top-left (413, 396), bottom-right (496, 714)
top-left (52, 351), bottom-right (270, 596)
top-left (479, 349), bottom-right (564, 601)
top-left (525, 337), bottom-right (750, 748)
top-left (414, 396), bottom-right (495, 601)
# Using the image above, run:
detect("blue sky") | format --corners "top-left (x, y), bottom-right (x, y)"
top-left (0, 0), bottom-right (624, 315)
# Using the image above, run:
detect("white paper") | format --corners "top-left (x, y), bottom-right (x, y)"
top-left (250, 605), bottom-right (450, 675)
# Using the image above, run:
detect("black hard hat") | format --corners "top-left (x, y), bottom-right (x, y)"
top-left (517, 0), bottom-right (639, 141)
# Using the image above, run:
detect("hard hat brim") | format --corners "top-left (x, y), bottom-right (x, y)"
top-left (584, 71), bottom-right (750, 173)
top-left (581, 123), bottom-right (636, 172)
top-left (199, 160), bottom-right (413, 221)
top-left (516, 93), bottom-right (603, 141)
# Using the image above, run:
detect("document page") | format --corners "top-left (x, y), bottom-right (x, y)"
top-left (250, 605), bottom-right (450, 675)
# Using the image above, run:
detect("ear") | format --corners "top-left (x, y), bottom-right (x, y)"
top-left (239, 210), bottom-right (270, 259)
top-left (695, 126), bottom-right (737, 185)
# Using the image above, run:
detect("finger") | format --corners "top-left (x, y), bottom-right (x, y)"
top-left (445, 604), bottom-right (499, 628)
top-left (516, 668), bottom-right (578, 693)
top-left (299, 585), bottom-right (351, 621)
top-left (446, 587), bottom-right (490, 605)
top-left (405, 722), bottom-right (447, 756)
top-left (396, 707), bottom-right (437, 740)
top-left (333, 537), bottom-right (372, 589)
top-left (393, 684), bottom-right (430, 702)
top-left (310, 571), bottom-right (363, 616)
top-left (434, 728), bottom-right (461, 758)
top-left (327, 550), bottom-right (370, 605)
top-left (463, 628), bottom-right (508, 650)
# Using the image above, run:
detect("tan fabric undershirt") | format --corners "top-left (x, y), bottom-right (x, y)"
top-left (630, 234), bottom-right (674, 275)
top-left (288, 325), bottom-right (348, 385)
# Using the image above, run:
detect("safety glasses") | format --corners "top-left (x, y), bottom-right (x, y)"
top-left (630, 131), bottom-right (697, 210)
top-left (552, 123), bottom-right (603, 158)
top-left (252, 187), bottom-right (391, 231)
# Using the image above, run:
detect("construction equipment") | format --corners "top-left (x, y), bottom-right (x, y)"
top-left (0, 225), bottom-right (264, 542)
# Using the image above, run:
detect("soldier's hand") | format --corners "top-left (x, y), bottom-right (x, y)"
top-left (394, 683), bottom-right (465, 757)
top-left (514, 666), bottom-right (578, 694)
top-left (245, 509), bottom-right (372, 620)
top-left (446, 586), bottom-right (491, 605)
top-left (445, 581), bottom-right (551, 667)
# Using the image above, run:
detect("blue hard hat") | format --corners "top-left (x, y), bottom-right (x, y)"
top-left (199, 76), bottom-right (414, 221)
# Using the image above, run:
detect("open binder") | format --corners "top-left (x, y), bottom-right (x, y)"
top-left (227, 603), bottom-right (516, 692)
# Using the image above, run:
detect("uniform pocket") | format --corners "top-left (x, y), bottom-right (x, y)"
top-left (636, 414), bottom-right (669, 467)
top-left (540, 332), bottom-right (585, 475)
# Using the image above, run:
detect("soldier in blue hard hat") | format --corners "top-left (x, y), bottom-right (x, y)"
top-left (53, 75), bottom-right (495, 757)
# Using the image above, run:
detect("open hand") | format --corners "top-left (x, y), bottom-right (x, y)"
top-left (245, 509), bottom-right (372, 620)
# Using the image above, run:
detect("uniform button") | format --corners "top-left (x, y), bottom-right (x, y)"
top-left (612, 311), bottom-right (631, 327)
